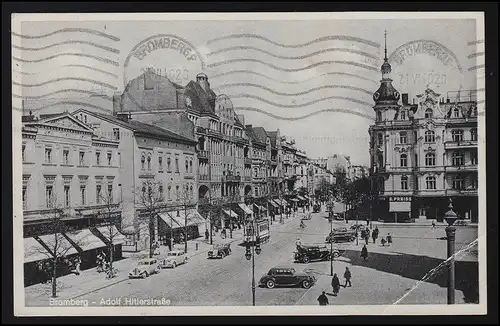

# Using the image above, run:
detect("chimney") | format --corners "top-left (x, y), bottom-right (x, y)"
top-left (237, 114), bottom-right (245, 126)
top-left (196, 73), bottom-right (209, 93)
top-left (402, 93), bottom-right (409, 105)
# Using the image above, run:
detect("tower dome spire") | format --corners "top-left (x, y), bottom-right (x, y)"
top-left (373, 31), bottom-right (400, 105)
top-left (384, 30), bottom-right (388, 60)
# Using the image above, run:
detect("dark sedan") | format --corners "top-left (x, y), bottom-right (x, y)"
top-left (259, 267), bottom-right (316, 289)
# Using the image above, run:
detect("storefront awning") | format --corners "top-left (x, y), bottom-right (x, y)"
top-left (268, 200), bottom-right (279, 208)
top-left (238, 203), bottom-right (253, 215)
top-left (253, 204), bottom-right (267, 211)
top-left (158, 209), bottom-right (206, 229)
top-left (223, 210), bottom-right (239, 219)
top-left (303, 195), bottom-right (310, 200)
top-left (24, 237), bottom-right (50, 263)
top-left (37, 233), bottom-right (79, 257)
top-left (65, 229), bottom-right (107, 251)
top-left (273, 199), bottom-right (285, 208)
top-left (96, 226), bottom-right (127, 245)
top-left (290, 198), bottom-right (299, 202)
top-left (280, 199), bottom-right (291, 206)
top-left (297, 195), bottom-right (307, 201)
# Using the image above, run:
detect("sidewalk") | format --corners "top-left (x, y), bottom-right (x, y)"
top-left (25, 230), bottom-right (244, 306)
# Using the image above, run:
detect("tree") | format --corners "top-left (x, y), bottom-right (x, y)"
top-left (199, 195), bottom-right (234, 243)
top-left (177, 184), bottom-right (197, 253)
top-left (315, 178), bottom-right (331, 203)
top-left (135, 179), bottom-right (165, 258)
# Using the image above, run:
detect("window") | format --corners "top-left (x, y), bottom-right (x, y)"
top-left (190, 185), bottom-right (193, 198)
top-left (452, 130), bottom-right (464, 142)
top-left (45, 148), bottom-right (52, 163)
top-left (108, 184), bottom-right (113, 202)
top-left (399, 132), bottom-right (407, 144)
top-left (22, 186), bottom-right (27, 209)
top-left (452, 151), bottom-right (464, 166)
top-left (426, 176), bottom-right (436, 190)
top-left (147, 156), bottom-right (151, 170)
top-left (84, 115), bottom-right (87, 124)
top-left (425, 108), bottom-right (433, 119)
top-left (185, 159), bottom-right (188, 173)
top-left (470, 128), bottom-right (477, 141)
top-left (400, 110), bottom-right (406, 120)
top-left (377, 111), bottom-right (382, 122)
top-left (64, 185), bottom-right (70, 207)
top-left (159, 185), bottom-right (164, 201)
top-left (22, 145), bottom-right (26, 162)
top-left (425, 153), bottom-right (436, 166)
top-left (452, 175), bottom-right (463, 190)
top-left (80, 185), bottom-right (86, 205)
top-left (141, 155), bottom-right (145, 169)
top-left (63, 150), bottom-right (69, 164)
top-left (167, 156), bottom-right (172, 171)
top-left (176, 185), bottom-right (180, 200)
top-left (158, 156), bottom-right (163, 171)
top-left (401, 175), bottom-right (408, 190)
top-left (175, 157), bottom-right (179, 173)
top-left (113, 128), bottom-right (120, 140)
top-left (453, 108), bottom-right (460, 118)
top-left (79, 151), bottom-right (85, 165)
top-left (96, 152), bottom-right (101, 165)
top-left (189, 160), bottom-right (193, 173)
top-left (96, 185), bottom-right (102, 204)
top-left (254, 168), bottom-right (258, 177)
top-left (167, 185), bottom-right (171, 200)
top-left (46, 185), bottom-right (53, 207)
top-left (400, 154), bottom-right (407, 167)
top-left (107, 153), bottom-right (112, 166)
top-left (471, 151), bottom-right (478, 165)
top-left (378, 133), bottom-right (383, 145)
top-left (424, 130), bottom-right (435, 143)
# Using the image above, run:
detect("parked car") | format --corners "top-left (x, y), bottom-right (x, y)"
top-left (350, 224), bottom-right (366, 232)
top-left (207, 243), bottom-right (232, 259)
top-left (128, 258), bottom-right (161, 279)
top-left (294, 244), bottom-right (341, 263)
top-left (259, 266), bottom-right (316, 289)
top-left (326, 229), bottom-right (356, 243)
top-left (313, 204), bottom-right (321, 213)
top-left (160, 250), bottom-right (188, 268)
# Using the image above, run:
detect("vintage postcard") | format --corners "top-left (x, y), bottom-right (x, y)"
top-left (12, 12), bottom-right (486, 316)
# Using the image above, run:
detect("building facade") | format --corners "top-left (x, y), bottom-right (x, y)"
top-left (368, 37), bottom-right (478, 223)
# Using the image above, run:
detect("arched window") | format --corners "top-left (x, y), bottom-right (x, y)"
top-left (378, 133), bottom-right (383, 145)
top-left (185, 159), bottom-right (189, 172)
top-left (425, 130), bottom-right (435, 143)
top-left (377, 111), bottom-right (382, 122)
top-left (453, 108), bottom-right (460, 118)
top-left (452, 151), bottom-right (464, 166)
top-left (147, 155), bottom-right (151, 170)
top-left (452, 175), bottom-right (463, 190)
top-left (470, 128), bottom-right (477, 141)
top-left (426, 176), bottom-right (436, 189)
top-left (425, 108), bottom-right (433, 119)
top-left (400, 153), bottom-right (407, 167)
top-left (401, 175), bottom-right (408, 190)
top-left (189, 160), bottom-right (193, 173)
top-left (399, 132), bottom-right (407, 144)
top-left (425, 153), bottom-right (436, 166)
top-left (452, 130), bottom-right (464, 142)
top-left (141, 155), bottom-right (145, 170)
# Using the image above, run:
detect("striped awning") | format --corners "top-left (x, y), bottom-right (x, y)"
top-left (238, 203), bottom-right (253, 215)
top-left (290, 198), bottom-right (299, 202)
top-left (253, 204), bottom-right (267, 211)
top-left (268, 200), bottom-right (279, 208)
top-left (297, 195), bottom-right (307, 201)
top-left (223, 210), bottom-right (239, 218)
top-left (273, 199), bottom-right (285, 208)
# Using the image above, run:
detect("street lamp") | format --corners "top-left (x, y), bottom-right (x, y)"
top-left (328, 215), bottom-right (334, 276)
top-left (245, 227), bottom-right (261, 306)
top-left (443, 198), bottom-right (458, 304)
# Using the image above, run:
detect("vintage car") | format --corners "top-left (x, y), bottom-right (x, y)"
top-left (160, 250), bottom-right (188, 268)
top-left (259, 266), bottom-right (316, 289)
top-left (350, 224), bottom-right (366, 232)
top-left (207, 243), bottom-right (232, 259)
top-left (312, 204), bottom-right (321, 213)
top-left (128, 258), bottom-right (161, 279)
top-left (294, 244), bottom-right (341, 263)
top-left (326, 229), bottom-right (357, 243)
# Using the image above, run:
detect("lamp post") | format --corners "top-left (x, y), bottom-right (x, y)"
top-left (443, 198), bottom-right (458, 304)
top-left (329, 215), bottom-right (334, 276)
top-left (245, 221), bottom-right (261, 306)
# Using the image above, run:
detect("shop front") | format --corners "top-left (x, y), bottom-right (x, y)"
top-left (157, 209), bottom-right (206, 247)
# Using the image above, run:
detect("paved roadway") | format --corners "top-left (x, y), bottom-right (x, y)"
top-left (68, 211), bottom-right (479, 306)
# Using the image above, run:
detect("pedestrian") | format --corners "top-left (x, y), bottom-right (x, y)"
top-left (372, 229), bottom-right (378, 244)
top-left (361, 245), bottom-right (368, 260)
top-left (431, 220), bottom-right (436, 229)
top-left (366, 218), bottom-right (370, 226)
top-left (381, 237), bottom-right (387, 246)
top-left (317, 291), bottom-right (329, 305)
top-left (220, 228), bottom-right (226, 239)
top-left (205, 229), bottom-right (209, 241)
top-left (295, 238), bottom-right (302, 250)
top-left (331, 273), bottom-right (341, 296)
top-left (343, 267), bottom-right (352, 287)
top-left (72, 257), bottom-right (81, 276)
top-left (364, 231), bottom-right (370, 245)
top-left (387, 233), bottom-right (392, 246)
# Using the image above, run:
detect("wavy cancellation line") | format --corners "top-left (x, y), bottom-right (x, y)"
top-left (210, 70), bottom-right (378, 84)
top-left (13, 89), bottom-right (113, 101)
top-left (13, 101), bottom-right (112, 114)
top-left (207, 46), bottom-right (379, 60)
top-left (13, 77), bottom-right (118, 91)
top-left (234, 107), bottom-right (375, 121)
top-left (13, 53), bottom-right (119, 67)
top-left (229, 94), bottom-right (372, 108)
top-left (13, 40), bottom-right (120, 54)
top-left (12, 28), bottom-right (120, 41)
top-left (13, 64), bottom-right (119, 78)
top-left (207, 34), bottom-right (380, 48)
top-left (213, 83), bottom-right (373, 97)
top-left (208, 58), bottom-right (379, 72)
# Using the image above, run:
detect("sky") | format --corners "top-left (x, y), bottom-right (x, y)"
top-left (12, 13), bottom-right (483, 166)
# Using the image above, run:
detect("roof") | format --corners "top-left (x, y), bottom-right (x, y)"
top-left (73, 109), bottom-right (197, 145)
top-left (184, 80), bottom-right (218, 117)
top-left (234, 115), bottom-right (245, 128)
top-left (247, 126), bottom-right (268, 145)
top-left (267, 131), bottom-right (278, 147)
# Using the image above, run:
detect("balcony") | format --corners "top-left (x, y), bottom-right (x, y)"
top-left (198, 150), bottom-right (209, 160)
top-left (139, 170), bottom-right (155, 178)
top-left (199, 175), bottom-right (210, 181)
top-left (413, 189), bottom-right (446, 197)
top-left (445, 165), bottom-right (478, 173)
top-left (444, 140), bottom-right (478, 149)
top-left (244, 157), bottom-right (252, 166)
top-left (222, 175), bottom-right (241, 183)
top-left (411, 166), bottom-right (446, 173)
top-left (445, 188), bottom-right (478, 196)
top-left (196, 126), bottom-right (207, 134)
top-left (244, 176), bottom-right (252, 182)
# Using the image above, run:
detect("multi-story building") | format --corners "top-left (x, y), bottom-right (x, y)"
top-left (22, 112), bottom-right (122, 284)
top-left (72, 109), bottom-right (200, 250)
top-left (245, 126), bottom-right (271, 201)
top-left (368, 36), bottom-right (478, 223)
top-left (281, 136), bottom-right (298, 194)
top-left (349, 165), bottom-right (369, 181)
top-left (327, 154), bottom-right (351, 176)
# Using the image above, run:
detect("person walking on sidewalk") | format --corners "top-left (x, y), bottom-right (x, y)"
top-left (343, 267), bottom-right (352, 287)
top-left (331, 273), bottom-right (341, 296)
top-left (205, 229), bottom-right (209, 242)
top-left (364, 231), bottom-right (370, 245)
top-left (317, 291), bottom-right (329, 305)
top-left (361, 245), bottom-right (368, 261)
top-left (372, 228), bottom-right (378, 244)
top-left (431, 220), bottom-right (436, 229)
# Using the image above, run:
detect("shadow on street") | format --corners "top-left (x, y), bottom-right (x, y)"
top-left (343, 249), bottom-right (479, 303)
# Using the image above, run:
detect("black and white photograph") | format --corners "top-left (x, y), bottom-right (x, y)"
top-left (11, 12), bottom-right (487, 316)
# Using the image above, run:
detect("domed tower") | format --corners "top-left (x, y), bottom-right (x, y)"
top-left (373, 31), bottom-right (401, 122)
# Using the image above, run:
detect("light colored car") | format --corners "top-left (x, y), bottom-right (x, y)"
top-left (128, 258), bottom-right (161, 279)
top-left (160, 250), bottom-right (188, 268)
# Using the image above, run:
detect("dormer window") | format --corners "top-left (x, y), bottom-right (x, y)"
top-left (453, 108), bottom-right (460, 118)
top-left (425, 109), bottom-right (433, 119)
top-left (400, 110), bottom-right (406, 120)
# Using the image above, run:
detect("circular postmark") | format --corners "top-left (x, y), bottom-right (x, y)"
top-left (123, 34), bottom-right (206, 111)
top-left (388, 39), bottom-right (464, 97)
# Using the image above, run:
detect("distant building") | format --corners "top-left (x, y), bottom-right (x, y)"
top-left (326, 154), bottom-right (351, 176)
top-left (349, 165), bottom-right (369, 181)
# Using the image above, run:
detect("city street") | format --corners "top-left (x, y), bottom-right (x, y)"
top-left (28, 210), bottom-right (478, 307)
